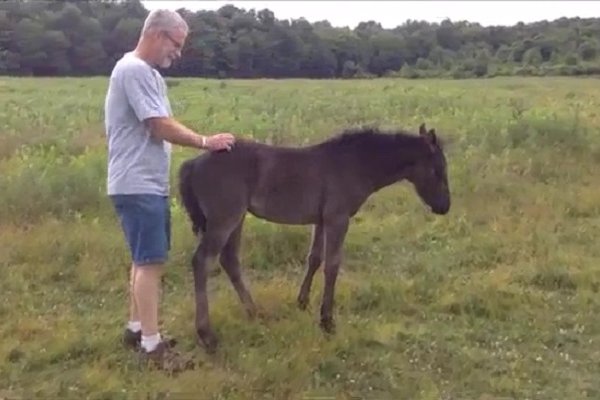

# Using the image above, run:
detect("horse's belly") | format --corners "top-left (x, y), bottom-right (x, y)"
top-left (249, 190), bottom-right (320, 225)
top-left (248, 154), bottom-right (323, 224)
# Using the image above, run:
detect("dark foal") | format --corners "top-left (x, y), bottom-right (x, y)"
top-left (178, 123), bottom-right (450, 352)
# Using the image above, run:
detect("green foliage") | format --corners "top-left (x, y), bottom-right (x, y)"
top-left (1, 1), bottom-right (600, 78)
top-left (0, 76), bottom-right (600, 398)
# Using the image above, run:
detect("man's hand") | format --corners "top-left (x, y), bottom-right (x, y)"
top-left (204, 133), bottom-right (235, 152)
top-left (145, 117), bottom-right (236, 152)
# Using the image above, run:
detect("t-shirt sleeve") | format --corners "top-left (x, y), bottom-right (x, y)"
top-left (121, 63), bottom-right (170, 122)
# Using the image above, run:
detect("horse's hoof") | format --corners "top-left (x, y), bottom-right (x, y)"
top-left (320, 318), bottom-right (336, 334)
top-left (297, 295), bottom-right (309, 310)
top-left (197, 330), bottom-right (219, 354)
top-left (245, 305), bottom-right (258, 319)
top-left (298, 300), bottom-right (308, 310)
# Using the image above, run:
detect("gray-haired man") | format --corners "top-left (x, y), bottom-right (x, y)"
top-left (104, 9), bottom-right (234, 371)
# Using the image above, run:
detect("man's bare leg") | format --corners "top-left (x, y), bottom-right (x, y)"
top-left (134, 263), bottom-right (163, 351)
top-left (128, 264), bottom-right (140, 327)
top-left (134, 262), bottom-right (193, 372)
top-left (123, 264), bottom-right (142, 348)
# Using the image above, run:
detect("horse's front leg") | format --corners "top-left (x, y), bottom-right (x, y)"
top-left (320, 217), bottom-right (349, 334)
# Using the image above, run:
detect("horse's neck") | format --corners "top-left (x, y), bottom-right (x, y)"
top-left (323, 134), bottom-right (424, 191)
top-left (359, 139), bottom-right (422, 191)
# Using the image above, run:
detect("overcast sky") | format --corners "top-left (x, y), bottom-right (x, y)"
top-left (142, 1), bottom-right (599, 28)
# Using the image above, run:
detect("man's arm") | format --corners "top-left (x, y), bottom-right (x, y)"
top-left (146, 117), bottom-right (205, 149)
top-left (120, 63), bottom-right (234, 151)
top-left (146, 117), bottom-right (235, 151)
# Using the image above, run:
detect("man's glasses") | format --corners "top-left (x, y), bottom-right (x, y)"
top-left (162, 31), bottom-right (183, 50)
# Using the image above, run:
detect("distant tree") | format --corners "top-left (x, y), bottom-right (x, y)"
top-left (0, 0), bottom-right (599, 79)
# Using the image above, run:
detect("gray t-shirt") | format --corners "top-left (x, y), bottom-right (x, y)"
top-left (104, 52), bottom-right (172, 196)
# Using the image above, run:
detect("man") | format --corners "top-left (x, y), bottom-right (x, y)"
top-left (104, 9), bottom-right (234, 371)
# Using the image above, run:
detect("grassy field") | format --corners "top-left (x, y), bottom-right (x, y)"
top-left (1, 75), bottom-right (599, 399)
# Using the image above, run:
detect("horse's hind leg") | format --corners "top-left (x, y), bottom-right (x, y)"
top-left (297, 223), bottom-right (324, 310)
top-left (192, 220), bottom-right (239, 353)
top-left (219, 217), bottom-right (257, 318)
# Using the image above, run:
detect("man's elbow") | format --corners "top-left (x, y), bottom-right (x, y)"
top-left (145, 117), bottom-right (172, 140)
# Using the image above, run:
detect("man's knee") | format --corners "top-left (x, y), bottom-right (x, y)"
top-left (134, 263), bottom-right (165, 280)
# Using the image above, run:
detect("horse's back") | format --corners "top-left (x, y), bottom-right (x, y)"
top-left (185, 139), bottom-right (261, 184)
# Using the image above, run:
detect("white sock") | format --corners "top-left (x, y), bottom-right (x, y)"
top-left (127, 321), bottom-right (141, 332)
top-left (141, 333), bottom-right (161, 352)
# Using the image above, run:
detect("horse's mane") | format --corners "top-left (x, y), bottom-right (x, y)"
top-left (318, 126), bottom-right (428, 151)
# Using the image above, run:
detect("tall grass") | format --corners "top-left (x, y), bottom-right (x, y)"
top-left (0, 76), bottom-right (599, 399)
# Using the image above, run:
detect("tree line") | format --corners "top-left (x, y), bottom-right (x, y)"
top-left (1, 0), bottom-right (599, 79)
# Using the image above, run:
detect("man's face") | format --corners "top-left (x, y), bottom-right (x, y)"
top-left (156, 28), bottom-right (186, 68)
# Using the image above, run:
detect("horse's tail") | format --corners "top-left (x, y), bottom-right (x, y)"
top-left (178, 159), bottom-right (206, 235)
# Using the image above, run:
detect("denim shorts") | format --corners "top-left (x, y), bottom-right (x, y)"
top-left (110, 194), bottom-right (171, 266)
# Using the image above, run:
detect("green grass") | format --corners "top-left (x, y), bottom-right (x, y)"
top-left (1, 75), bottom-right (600, 399)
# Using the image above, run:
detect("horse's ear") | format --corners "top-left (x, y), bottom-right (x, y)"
top-left (423, 128), bottom-right (437, 151)
top-left (419, 123), bottom-right (427, 136)
top-left (428, 129), bottom-right (437, 144)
